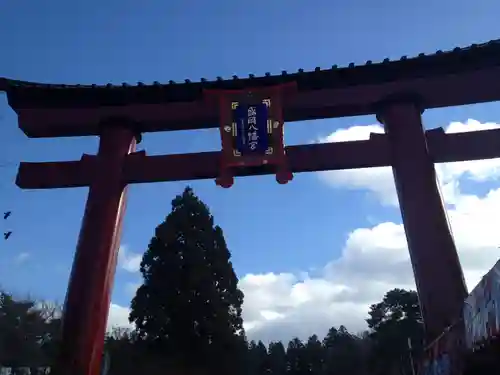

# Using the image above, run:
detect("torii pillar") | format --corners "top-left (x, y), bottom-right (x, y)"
top-left (53, 121), bottom-right (139, 375)
top-left (377, 96), bottom-right (468, 343)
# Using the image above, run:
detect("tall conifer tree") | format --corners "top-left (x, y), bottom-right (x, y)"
top-left (129, 187), bottom-right (245, 374)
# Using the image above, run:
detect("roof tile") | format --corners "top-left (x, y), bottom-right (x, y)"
top-left (2, 39), bottom-right (500, 109)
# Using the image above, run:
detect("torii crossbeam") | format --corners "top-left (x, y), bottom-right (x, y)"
top-left (2, 39), bottom-right (500, 375)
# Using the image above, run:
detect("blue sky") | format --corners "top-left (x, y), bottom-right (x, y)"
top-left (1, 0), bottom-right (500, 338)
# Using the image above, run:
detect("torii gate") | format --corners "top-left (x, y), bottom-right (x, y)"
top-left (2, 40), bottom-right (500, 375)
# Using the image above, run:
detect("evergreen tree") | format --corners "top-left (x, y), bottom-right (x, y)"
top-left (322, 326), bottom-right (364, 375)
top-left (286, 338), bottom-right (308, 375)
top-left (128, 187), bottom-right (245, 375)
top-left (248, 340), bottom-right (270, 375)
top-left (366, 288), bottom-right (424, 375)
top-left (268, 341), bottom-right (287, 375)
top-left (304, 335), bottom-right (324, 375)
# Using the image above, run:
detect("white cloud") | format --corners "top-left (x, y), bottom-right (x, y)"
top-left (107, 120), bottom-right (500, 343)
top-left (317, 119), bottom-right (500, 206)
top-left (317, 125), bottom-right (398, 206)
top-left (441, 120), bottom-right (500, 182)
top-left (118, 245), bottom-right (142, 273)
top-left (107, 303), bottom-right (134, 331)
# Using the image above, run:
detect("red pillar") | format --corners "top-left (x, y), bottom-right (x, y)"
top-left (377, 97), bottom-right (467, 343)
top-left (55, 123), bottom-right (137, 375)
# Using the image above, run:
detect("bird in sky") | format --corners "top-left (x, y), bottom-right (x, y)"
top-left (4, 231), bottom-right (12, 240)
top-left (3, 211), bottom-right (11, 220)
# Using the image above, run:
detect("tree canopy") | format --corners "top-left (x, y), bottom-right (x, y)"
top-left (366, 288), bottom-right (424, 375)
top-left (0, 292), bottom-right (60, 375)
top-left (128, 187), bottom-right (245, 374)
top-left (1, 287), bottom-right (426, 375)
top-left (5, 186), bottom-right (494, 375)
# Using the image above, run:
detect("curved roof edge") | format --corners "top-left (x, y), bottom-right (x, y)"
top-left (2, 39), bottom-right (500, 109)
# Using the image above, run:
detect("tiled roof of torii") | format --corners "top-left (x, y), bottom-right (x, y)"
top-left (1, 39), bottom-right (500, 109)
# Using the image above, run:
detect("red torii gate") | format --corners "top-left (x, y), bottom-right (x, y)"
top-left (2, 40), bottom-right (500, 375)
